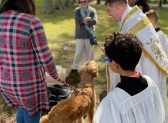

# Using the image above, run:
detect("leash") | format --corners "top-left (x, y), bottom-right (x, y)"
top-left (55, 78), bottom-right (75, 90)
top-left (55, 78), bottom-right (89, 96)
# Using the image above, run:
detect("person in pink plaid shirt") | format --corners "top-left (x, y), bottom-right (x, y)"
top-left (0, 0), bottom-right (69, 122)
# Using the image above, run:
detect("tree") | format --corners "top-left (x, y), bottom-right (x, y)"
top-left (65, 0), bottom-right (77, 7)
top-left (43, 0), bottom-right (54, 14)
top-left (159, 0), bottom-right (163, 7)
top-left (55, 0), bottom-right (64, 10)
top-left (97, 0), bottom-right (101, 4)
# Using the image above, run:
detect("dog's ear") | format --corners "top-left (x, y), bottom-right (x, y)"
top-left (88, 66), bottom-right (98, 77)
top-left (78, 61), bottom-right (89, 75)
top-left (87, 61), bottom-right (98, 77)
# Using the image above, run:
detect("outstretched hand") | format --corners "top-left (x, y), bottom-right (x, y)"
top-left (83, 17), bottom-right (92, 24)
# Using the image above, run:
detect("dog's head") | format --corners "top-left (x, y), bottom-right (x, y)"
top-left (78, 60), bottom-right (98, 78)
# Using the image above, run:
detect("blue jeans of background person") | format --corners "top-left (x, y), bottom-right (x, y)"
top-left (16, 107), bottom-right (41, 123)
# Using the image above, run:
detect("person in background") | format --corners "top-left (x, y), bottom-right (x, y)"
top-left (135, 0), bottom-right (150, 13)
top-left (72, 0), bottom-right (97, 72)
top-left (104, 0), bottom-right (168, 121)
top-left (66, 0), bottom-right (97, 84)
top-left (94, 33), bottom-right (165, 123)
top-left (128, 0), bottom-right (150, 13)
top-left (127, 0), bottom-right (136, 6)
top-left (146, 9), bottom-right (168, 56)
top-left (0, 0), bottom-right (73, 122)
top-left (94, 32), bottom-right (165, 123)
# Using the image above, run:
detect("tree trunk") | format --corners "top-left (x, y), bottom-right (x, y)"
top-left (97, 0), bottom-right (101, 4)
top-left (159, 0), bottom-right (163, 7)
top-left (65, 0), bottom-right (69, 7)
top-left (55, 0), bottom-right (64, 10)
top-left (71, 0), bottom-right (77, 5)
top-left (43, 0), bottom-right (54, 14)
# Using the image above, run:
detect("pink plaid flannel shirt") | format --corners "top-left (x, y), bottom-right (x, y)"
top-left (0, 11), bottom-right (58, 116)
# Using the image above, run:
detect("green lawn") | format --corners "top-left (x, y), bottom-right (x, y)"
top-left (0, 0), bottom-right (168, 122)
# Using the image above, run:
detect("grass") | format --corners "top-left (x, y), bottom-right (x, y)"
top-left (0, 0), bottom-right (168, 122)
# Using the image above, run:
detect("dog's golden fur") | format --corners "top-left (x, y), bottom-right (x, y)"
top-left (40, 60), bottom-right (98, 123)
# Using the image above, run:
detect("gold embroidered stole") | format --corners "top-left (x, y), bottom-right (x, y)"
top-left (119, 6), bottom-right (139, 31)
top-left (107, 5), bottom-right (168, 93)
top-left (106, 64), bottom-right (111, 93)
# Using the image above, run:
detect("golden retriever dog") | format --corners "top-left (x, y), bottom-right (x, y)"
top-left (40, 60), bottom-right (98, 123)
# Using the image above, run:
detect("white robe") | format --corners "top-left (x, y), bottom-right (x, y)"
top-left (157, 30), bottom-right (168, 57)
top-left (107, 6), bottom-right (167, 111)
top-left (94, 75), bottom-right (165, 123)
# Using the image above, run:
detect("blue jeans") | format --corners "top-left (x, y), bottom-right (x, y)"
top-left (16, 107), bottom-right (41, 123)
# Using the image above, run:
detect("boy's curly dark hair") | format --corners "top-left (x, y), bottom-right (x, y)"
top-left (104, 32), bottom-right (143, 71)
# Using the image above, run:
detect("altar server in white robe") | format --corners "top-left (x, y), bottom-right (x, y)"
top-left (146, 9), bottom-right (168, 56)
top-left (104, 0), bottom-right (168, 113)
top-left (94, 32), bottom-right (165, 123)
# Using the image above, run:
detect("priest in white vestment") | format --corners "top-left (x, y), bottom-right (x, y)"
top-left (104, 0), bottom-right (168, 116)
